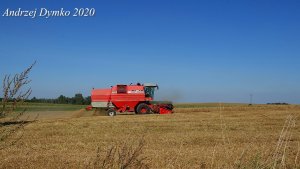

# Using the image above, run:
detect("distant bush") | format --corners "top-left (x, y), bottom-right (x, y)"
top-left (267, 102), bottom-right (289, 105)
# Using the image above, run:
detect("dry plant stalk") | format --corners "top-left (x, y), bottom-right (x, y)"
top-left (233, 115), bottom-right (298, 169)
top-left (207, 106), bottom-right (298, 169)
top-left (91, 137), bottom-right (149, 169)
top-left (0, 61), bottom-right (36, 149)
top-left (270, 115), bottom-right (296, 169)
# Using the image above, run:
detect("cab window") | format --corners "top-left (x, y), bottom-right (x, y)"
top-left (117, 85), bottom-right (127, 94)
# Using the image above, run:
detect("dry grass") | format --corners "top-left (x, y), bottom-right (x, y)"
top-left (0, 104), bottom-right (299, 168)
top-left (88, 137), bottom-right (149, 169)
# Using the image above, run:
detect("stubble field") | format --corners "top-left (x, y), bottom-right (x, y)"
top-left (0, 103), bottom-right (299, 168)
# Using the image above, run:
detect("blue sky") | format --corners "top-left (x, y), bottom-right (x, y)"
top-left (0, 0), bottom-right (300, 103)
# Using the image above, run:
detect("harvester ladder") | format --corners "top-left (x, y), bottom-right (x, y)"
top-left (107, 86), bottom-right (113, 109)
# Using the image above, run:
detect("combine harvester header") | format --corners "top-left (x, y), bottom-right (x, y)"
top-left (88, 83), bottom-right (173, 116)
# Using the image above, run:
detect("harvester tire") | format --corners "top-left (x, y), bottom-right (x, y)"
top-left (107, 109), bottom-right (116, 117)
top-left (136, 103), bottom-right (150, 114)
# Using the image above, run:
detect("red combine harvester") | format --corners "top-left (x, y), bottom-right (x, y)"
top-left (89, 83), bottom-right (173, 116)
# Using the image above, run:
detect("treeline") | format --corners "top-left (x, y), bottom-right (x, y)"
top-left (25, 93), bottom-right (90, 105)
top-left (29, 93), bottom-right (91, 105)
top-left (266, 102), bottom-right (289, 105)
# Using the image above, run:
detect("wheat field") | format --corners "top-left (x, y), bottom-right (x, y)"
top-left (0, 104), bottom-right (299, 168)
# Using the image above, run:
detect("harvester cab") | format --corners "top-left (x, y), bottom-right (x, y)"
top-left (89, 83), bottom-right (173, 116)
top-left (143, 83), bottom-right (158, 98)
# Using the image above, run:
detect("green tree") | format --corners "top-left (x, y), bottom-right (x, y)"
top-left (57, 95), bottom-right (67, 104)
top-left (30, 97), bottom-right (37, 102)
top-left (84, 96), bottom-right (91, 105)
top-left (74, 93), bottom-right (84, 105)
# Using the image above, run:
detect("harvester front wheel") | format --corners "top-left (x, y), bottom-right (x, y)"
top-left (136, 103), bottom-right (150, 114)
top-left (107, 109), bottom-right (116, 117)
